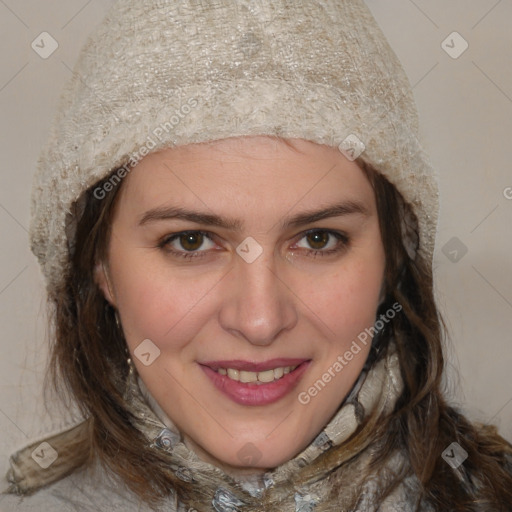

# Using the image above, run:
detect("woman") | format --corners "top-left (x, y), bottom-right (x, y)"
top-left (3, 1), bottom-right (512, 511)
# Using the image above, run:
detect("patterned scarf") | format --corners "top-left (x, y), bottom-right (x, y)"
top-left (124, 340), bottom-right (409, 511)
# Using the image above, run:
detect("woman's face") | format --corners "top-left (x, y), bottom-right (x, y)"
top-left (95, 136), bottom-right (386, 475)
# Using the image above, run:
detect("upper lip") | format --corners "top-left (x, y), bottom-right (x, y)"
top-left (199, 358), bottom-right (310, 372)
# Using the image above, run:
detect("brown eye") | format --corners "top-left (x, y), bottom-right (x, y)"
top-left (305, 231), bottom-right (330, 250)
top-left (158, 230), bottom-right (216, 260)
top-left (179, 232), bottom-right (204, 251)
top-left (294, 229), bottom-right (349, 257)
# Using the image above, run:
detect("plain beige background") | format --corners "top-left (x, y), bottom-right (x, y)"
top-left (0, 0), bottom-right (511, 486)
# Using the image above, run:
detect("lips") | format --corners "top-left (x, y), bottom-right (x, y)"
top-left (199, 358), bottom-right (311, 406)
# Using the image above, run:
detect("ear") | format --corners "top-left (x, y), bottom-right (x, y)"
top-left (93, 261), bottom-right (116, 307)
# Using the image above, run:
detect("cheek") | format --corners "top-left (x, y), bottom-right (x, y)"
top-left (305, 252), bottom-right (384, 343)
top-left (110, 249), bottom-right (215, 353)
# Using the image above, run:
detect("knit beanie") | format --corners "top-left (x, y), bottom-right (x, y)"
top-left (29, 0), bottom-right (439, 295)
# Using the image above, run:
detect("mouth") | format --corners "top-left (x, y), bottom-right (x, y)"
top-left (216, 364), bottom-right (299, 384)
top-left (199, 358), bottom-right (311, 406)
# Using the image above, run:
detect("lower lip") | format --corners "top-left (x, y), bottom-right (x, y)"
top-left (200, 362), bottom-right (311, 406)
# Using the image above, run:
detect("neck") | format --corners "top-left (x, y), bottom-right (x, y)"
top-left (182, 433), bottom-right (270, 482)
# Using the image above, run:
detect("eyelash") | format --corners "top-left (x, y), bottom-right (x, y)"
top-left (157, 229), bottom-right (350, 261)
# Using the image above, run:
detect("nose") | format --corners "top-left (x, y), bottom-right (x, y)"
top-left (218, 251), bottom-right (298, 346)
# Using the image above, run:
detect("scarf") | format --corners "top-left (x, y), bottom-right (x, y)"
top-left (123, 341), bottom-right (411, 511)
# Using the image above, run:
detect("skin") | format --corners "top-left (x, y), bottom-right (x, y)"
top-left (94, 136), bottom-right (386, 479)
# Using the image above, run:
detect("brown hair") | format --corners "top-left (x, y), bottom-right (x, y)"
top-left (36, 141), bottom-right (512, 510)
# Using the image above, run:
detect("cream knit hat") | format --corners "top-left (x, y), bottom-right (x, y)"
top-left (30, 0), bottom-right (439, 295)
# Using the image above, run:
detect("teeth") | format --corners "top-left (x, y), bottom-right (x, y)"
top-left (240, 370), bottom-right (258, 383)
top-left (257, 369), bottom-right (275, 383)
top-left (227, 369), bottom-right (239, 380)
top-left (217, 365), bottom-right (298, 383)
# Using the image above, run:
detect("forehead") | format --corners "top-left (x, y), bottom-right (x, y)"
top-left (116, 136), bottom-right (377, 220)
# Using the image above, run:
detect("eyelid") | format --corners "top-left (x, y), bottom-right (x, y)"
top-left (158, 230), bottom-right (217, 250)
top-left (292, 227), bottom-right (348, 243)
top-left (290, 229), bottom-right (349, 254)
top-left (158, 228), bottom-right (349, 260)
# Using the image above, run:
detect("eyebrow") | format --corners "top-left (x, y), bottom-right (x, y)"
top-left (138, 200), bottom-right (369, 231)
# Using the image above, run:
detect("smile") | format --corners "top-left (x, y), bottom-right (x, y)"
top-left (217, 365), bottom-right (298, 384)
top-left (199, 358), bottom-right (311, 406)
top-left (216, 365), bottom-right (299, 384)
